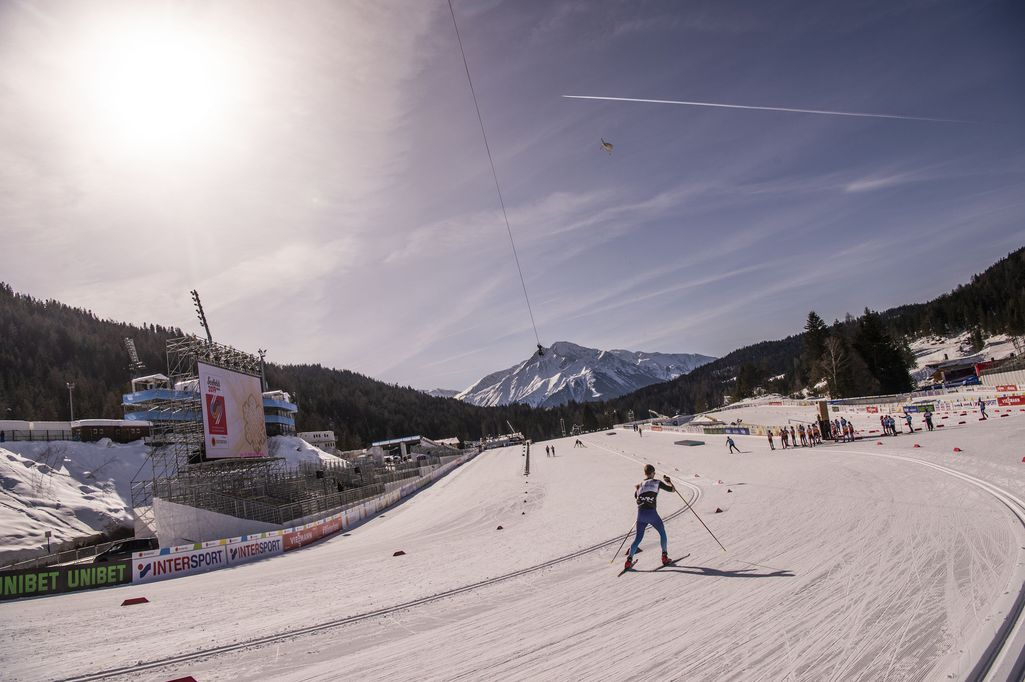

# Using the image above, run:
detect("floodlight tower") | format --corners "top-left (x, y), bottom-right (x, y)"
top-left (66, 382), bottom-right (75, 421)
top-left (190, 289), bottom-right (213, 344)
top-left (124, 337), bottom-right (146, 375)
top-left (258, 349), bottom-right (268, 392)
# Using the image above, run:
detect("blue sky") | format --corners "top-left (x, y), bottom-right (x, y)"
top-left (1, 0), bottom-right (1023, 390)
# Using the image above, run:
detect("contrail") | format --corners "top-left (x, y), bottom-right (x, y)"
top-left (562, 95), bottom-right (968, 124)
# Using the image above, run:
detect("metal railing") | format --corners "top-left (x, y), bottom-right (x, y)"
top-left (979, 355), bottom-right (1025, 376)
top-left (0, 539), bottom-right (120, 571)
top-left (0, 429), bottom-right (79, 443)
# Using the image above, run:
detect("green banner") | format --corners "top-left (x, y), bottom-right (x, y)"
top-left (0, 561), bottom-right (131, 601)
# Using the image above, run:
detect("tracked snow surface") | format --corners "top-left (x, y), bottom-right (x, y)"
top-left (3, 401), bottom-right (1023, 681)
top-left (457, 340), bottom-right (714, 407)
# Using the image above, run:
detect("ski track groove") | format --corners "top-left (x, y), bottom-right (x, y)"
top-left (30, 434), bottom-right (1025, 682)
top-left (54, 465), bottom-right (701, 682)
top-left (842, 447), bottom-right (1025, 682)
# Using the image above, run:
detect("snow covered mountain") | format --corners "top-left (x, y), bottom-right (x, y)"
top-left (456, 341), bottom-right (715, 408)
top-left (425, 388), bottom-right (460, 399)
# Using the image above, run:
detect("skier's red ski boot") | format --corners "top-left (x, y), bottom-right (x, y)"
top-left (661, 552), bottom-right (671, 566)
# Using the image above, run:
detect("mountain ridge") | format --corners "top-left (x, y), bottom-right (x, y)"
top-left (456, 340), bottom-right (715, 407)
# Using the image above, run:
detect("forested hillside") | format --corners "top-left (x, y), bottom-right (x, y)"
top-left (605, 246), bottom-right (1024, 416)
top-left (0, 247), bottom-right (1021, 444)
top-left (0, 283), bottom-right (580, 447)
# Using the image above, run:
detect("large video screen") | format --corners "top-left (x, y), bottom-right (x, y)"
top-left (197, 361), bottom-right (267, 458)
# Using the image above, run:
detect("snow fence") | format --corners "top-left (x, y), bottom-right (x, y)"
top-left (0, 448), bottom-right (480, 600)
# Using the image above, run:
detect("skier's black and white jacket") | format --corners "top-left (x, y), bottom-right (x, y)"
top-left (635, 478), bottom-right (675, 510)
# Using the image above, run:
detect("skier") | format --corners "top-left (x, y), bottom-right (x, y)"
top-left (767, 430), bottom-right (775, 450)
top-left (789, 425), bottom-right (797, 447)
top-left (780, 427), bottom-right (789, 449)
top-left (977, 398), bottom-right (988, 420)
top-left (625, 464), bottom-right (675, 570)
top-left (551, 445), bottom-right (556, 457)
top-left (904, 413), bottom-right (914, 433)
top-left (798, 424), bottom-right (808, 447)
top-left (726, 436), bottom-right (740, 454)
top-left (924, 411), bottom-right (934, 431)
top-left (546, 445), bottom-right (551, 457)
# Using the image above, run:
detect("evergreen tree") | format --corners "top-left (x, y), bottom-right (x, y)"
top-left (802, 311), bottom-right (829, 385)
top-left (852, 309), bottom-right (913, 394)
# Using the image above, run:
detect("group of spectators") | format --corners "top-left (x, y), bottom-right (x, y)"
top-left (829, 418), bottom-right (857, 442)
top-left (766, 417), bottom-right (860, 450)
top-left (767, 422), bottom-right (824, 450)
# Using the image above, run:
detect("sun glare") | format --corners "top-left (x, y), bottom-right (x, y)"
top-left (77, 16), bottom-right (242, 157)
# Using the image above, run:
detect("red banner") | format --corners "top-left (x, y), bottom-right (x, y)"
top-left (283, 514), bottom-right (346, 551)
top-left (866, 406), bottom-right (879, 413)
top-left (997, 395), bottom-right (1025, 406)
top-left (995, 384), bottom-right (1018, 392)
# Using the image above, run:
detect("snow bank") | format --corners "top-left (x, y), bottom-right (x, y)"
top-left (0, 440), bottom-right (151, 561)
top-left (909, 332), bottom-right (1018, 383)
top-left (268, 435), bottom-right (348, 468)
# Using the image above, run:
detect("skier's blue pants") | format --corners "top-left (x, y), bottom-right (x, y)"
top-left (629, 509), bottom-right (667, 557)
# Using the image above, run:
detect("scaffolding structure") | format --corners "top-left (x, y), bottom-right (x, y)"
top-left (130, 336), bottom-right (452, 541)
top-left (131, 336), bottom-right (279, 537)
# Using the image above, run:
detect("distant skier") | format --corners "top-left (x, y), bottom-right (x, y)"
top-left (977, 398), bottom-right (988, 420)
top-left (780, 427), bottom-right (789, 449)
top-left (904, 413), bottom-right (914, 433)
top-left (923, 411), bottom-right (934, 431)
top-left (767, 430), bottom-right (775, 450)
top-left (545, 445), bottom-right (551, 457)
top-left (551, 445), bottom-right (556, 456)
top-left (789, 425), bottom-right (797, 447)
top-left (726, 436), bottom-right (740, 454)
top-left (798, 424), bottom-right (808, 447)
top-left (625, 464), bottom-right (675, 570)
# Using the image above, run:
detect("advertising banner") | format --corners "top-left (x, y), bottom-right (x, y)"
top-left (198, 361), bottom-right (266, 458)
top-left (283, 514), bottom-right (345, 552)
top-left (996, 385), bottom-right (1018, 392)
top-left (865, 406), bottom-right (879, 413)
top-left (903, 404), bottom-right (935, 414)
top-left (0, 561), bottom-right (131, 601)
top-left (133, 546), bottom-right (227, 583)
top-left (997, 395), bottom-right (1025, 406)
top-left (226, 536), bottom-right (283, 566)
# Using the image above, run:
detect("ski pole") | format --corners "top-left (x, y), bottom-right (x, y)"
top-left (609, 519), bottom-right (636, 563)
top-left (670, 481), bottom-right (727, 552)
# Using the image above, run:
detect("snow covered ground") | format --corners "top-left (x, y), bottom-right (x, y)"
top-left (909, 333), bottom-right (1018, 384)
top-left (0, 436), bottom-right (344, 563)
top-left (0, 439), bottom-right (151, 561)
top-left (2, 407), bottom-right (1023, 681)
